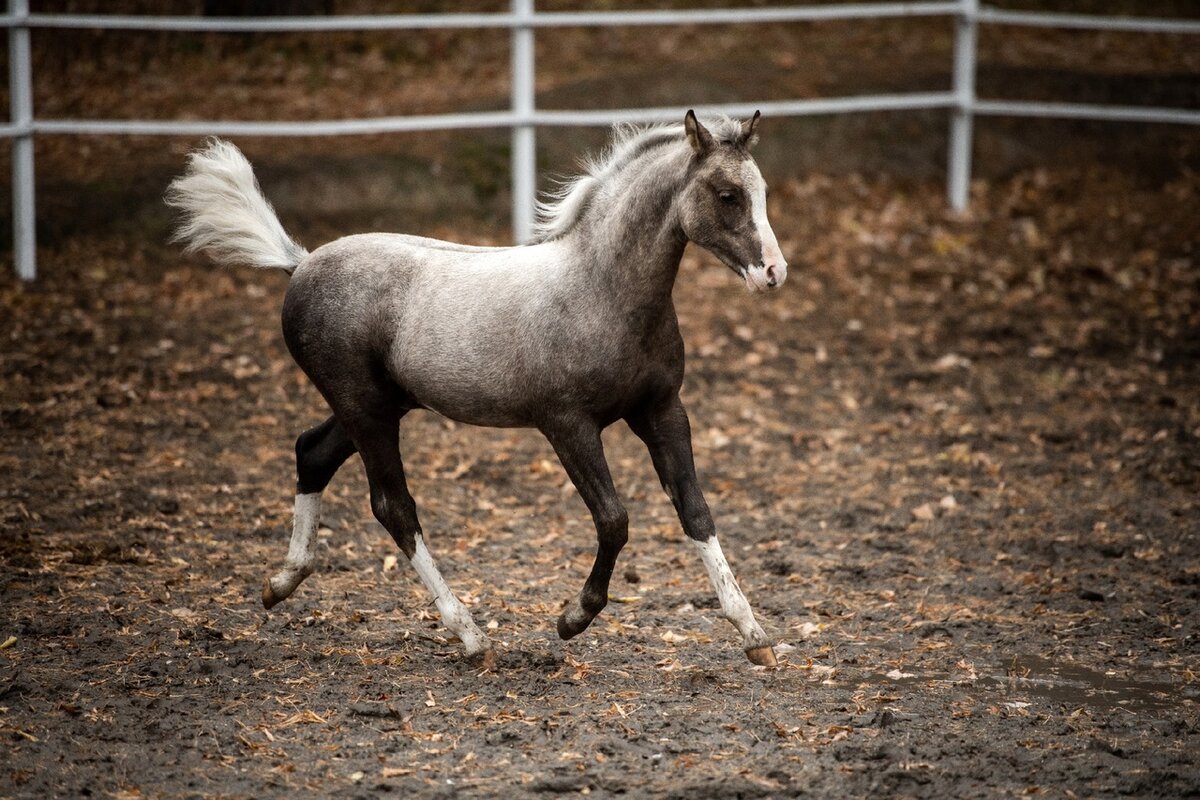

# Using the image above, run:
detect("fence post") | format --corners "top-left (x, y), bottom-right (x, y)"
top-left (9, 0), bottom-right (35, 280)
top-left (947, 0), bottom-right (977, 211)
top-left (510, 0), bottom-right (535, 243)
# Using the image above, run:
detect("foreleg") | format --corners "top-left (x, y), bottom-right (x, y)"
top-left (541, 419), bottom-right (629, 641)
top-left (628, 398), bottom-right (776, 666)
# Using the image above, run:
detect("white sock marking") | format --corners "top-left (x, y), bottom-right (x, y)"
top-left (266, 492), bottom-right (321, 600)
top-left (693, 536), bottom-right (771, 650)
top-left (286, 493), bottom-right (321, 566)
top-left (408, 534), bottom-right (490, 657)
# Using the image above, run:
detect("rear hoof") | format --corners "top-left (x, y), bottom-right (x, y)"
top-left (746, 645), bottom-right (778, 667)
top-left (261, 578), bottom-right (281, 610)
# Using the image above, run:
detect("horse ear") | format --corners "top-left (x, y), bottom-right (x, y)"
top-left (684, 110), bottom-right (714, 154)
top-left (741, 110), bottom-right (761, 149)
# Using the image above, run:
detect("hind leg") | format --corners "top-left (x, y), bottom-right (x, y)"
top-left (344, 408), bottom-right (493, 666)
top-left (262, 415), bottom-right (357, 609)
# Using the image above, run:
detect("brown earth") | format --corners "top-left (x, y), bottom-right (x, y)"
top-left (2, 5), bottom-right (1200, 798)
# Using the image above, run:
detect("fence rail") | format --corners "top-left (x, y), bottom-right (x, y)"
top-left (5, 1), bottom-right (1199, 280)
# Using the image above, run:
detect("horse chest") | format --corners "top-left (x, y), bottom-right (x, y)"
top-left (543, 314), bottom-right (682, 411)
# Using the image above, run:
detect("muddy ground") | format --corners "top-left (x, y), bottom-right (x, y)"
top-left (3, 6), bottom-right (1200, 798)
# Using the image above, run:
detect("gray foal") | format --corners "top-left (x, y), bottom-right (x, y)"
top-left (167, 111), bottom-right (788, 668)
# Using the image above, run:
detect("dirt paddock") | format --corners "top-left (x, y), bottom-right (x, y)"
top-left (1, 10), bottom-right (1198, 793)
top-left (2, 153), bottom-right (1198, 797)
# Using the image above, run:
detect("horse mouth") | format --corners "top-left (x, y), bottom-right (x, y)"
top-left (740, 265), bottom-right (776, 293)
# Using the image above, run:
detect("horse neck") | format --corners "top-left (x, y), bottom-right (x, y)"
top-left (565, 148), bottom-right (689, 318)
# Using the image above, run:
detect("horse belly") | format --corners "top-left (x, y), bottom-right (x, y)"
top-left (406, 372), bottom-right (534, 428)
top-left (386, 261), bottom-right (645, 427)
top-left (389, 325), bottom-right (639, 428)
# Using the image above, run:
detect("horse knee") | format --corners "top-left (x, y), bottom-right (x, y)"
top-left (595, 502), bottom-right (629, 549)
top-left (369, 491), bottom-right (405, 528)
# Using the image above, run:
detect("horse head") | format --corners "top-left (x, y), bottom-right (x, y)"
top-left (678, 110), bottom-right (788, 293)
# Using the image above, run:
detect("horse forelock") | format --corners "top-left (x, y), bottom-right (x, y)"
top-left (532, 116), bottom-right (751, 243)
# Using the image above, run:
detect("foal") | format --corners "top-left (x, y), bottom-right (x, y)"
top-left (167, 111), bottom-right (788, 667)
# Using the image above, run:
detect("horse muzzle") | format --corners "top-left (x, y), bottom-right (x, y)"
top-left (742, 261), bottom-right (787, 293)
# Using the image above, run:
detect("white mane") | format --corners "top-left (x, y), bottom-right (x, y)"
top-left (532, 116), bottom-right (748, 243)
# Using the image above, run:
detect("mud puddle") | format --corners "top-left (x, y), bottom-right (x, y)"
top-left (995, 655), bottom-right (1196, 711)
top-left (865, 655), bottom-right (1197, 711)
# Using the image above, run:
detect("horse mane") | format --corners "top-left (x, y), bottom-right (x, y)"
top-left (532, 116), bottom-right (748, 243)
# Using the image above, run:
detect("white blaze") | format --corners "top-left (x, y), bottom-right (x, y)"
top-left (741, 161), bottom-right (787, 293)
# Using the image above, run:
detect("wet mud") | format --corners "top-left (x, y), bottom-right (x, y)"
top-left (3, 160), bottom-right (1198, 797)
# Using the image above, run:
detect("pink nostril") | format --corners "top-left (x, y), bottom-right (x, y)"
top-left (765, 265), bottom-right (777, 287)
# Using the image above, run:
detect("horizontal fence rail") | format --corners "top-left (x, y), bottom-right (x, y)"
top-left (16, 93), bottom-right (963, 138)
top-left (0, 3), bottom-right (966, 31)
top-left (974, 100), bottom-right (1200, 127)
top-left (4, 2), bottom-right (1199, 280)
top-left (975, 8), bottom-right (1200, 35)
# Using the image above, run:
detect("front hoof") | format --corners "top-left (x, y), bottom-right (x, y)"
top-left (261, 577), bottom-right (281, 610)
top-left (470, 648), bottom-right (496, 672)
top-left (746, 645), bottom-right (778, 667)
top-left (556, 609), bottom-right (592, 641)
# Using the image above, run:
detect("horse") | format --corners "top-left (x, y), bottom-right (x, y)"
top-left (166, 111), bottom-right (788, 669)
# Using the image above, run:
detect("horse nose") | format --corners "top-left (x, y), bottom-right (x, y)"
top-left (765, 261), bottom-right (787, 289)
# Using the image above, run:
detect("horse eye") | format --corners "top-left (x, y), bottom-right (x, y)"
top-left (718, 190), bottom-right (737, 205)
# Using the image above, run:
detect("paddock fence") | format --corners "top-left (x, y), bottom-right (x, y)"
top-left (4, 1), bottom-right (1199, 280)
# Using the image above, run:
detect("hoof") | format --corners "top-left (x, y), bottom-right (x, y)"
top-left (471, 648), bottom-right (496, 672)
top-left (746, 645), bottom-right (778, 667)
top-left (261, 578), bottom-right (281, 610)
top-left (556, 610), bottom-right (592, 641)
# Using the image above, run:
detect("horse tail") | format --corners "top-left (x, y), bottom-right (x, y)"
top-left (166, 138), bottom-right (308, 274)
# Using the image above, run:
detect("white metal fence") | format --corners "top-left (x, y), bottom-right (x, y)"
top-left (4, 1), bottom-right (1200, 280)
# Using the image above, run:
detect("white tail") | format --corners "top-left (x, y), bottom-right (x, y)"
top-left (166, 139), bottom-right (308, 272)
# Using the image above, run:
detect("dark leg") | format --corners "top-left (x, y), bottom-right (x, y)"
top-left (296, 415), bottom-right (357, 495)
top-left (263, 415), bottom-right (358, 609)
top-left (343, 408), bottom-right (492, 665)
top-left (627, 397), bottom-right (776, 666)
top-left (541, 419), bottom-right (629, 640)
